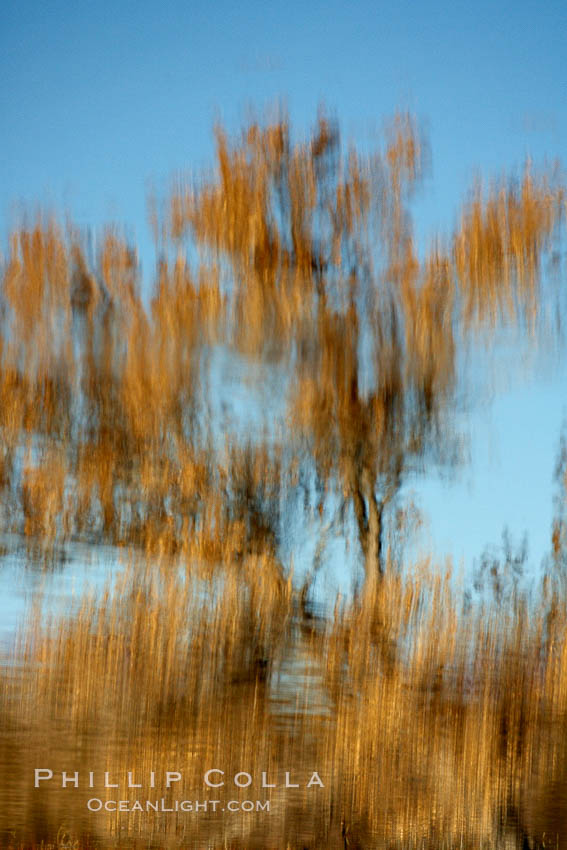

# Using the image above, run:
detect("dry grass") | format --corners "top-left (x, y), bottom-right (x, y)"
top-left (3, 558), bottom-right (567, 848)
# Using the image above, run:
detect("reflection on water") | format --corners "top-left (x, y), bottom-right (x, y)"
top-left (0, 109), bottom-right (566, 849)
top-left (0, 538), bottom-right (125, 651)
top-left (2, 550), bottom-right (567, 849)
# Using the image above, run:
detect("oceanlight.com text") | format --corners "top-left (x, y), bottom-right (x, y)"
top-left (86, 798), bottom-right (270, 813)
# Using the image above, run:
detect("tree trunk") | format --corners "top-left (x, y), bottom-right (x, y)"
top-left (364, 481), bottom-right (384, 602)
top-left (350, 464), bottom-right (385, 603)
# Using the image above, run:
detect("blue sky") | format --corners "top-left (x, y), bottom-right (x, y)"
top-left (1, 0), bottom-right (566, 577)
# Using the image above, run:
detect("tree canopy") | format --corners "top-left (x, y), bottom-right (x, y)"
top-left (0, 109), bottom-right (564, 601)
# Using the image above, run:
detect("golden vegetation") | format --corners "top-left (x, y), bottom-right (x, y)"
top-left (4, 558), bottom-right (567, 848)
top-left (454, 167), bottom-right (563, 327)
top-left (0, 108), bottom-right (566, 848)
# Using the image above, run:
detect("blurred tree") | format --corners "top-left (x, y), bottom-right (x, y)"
top-left (167, 109), bottom-right (563, 601)
top-left (0, 109), bottom-right (563, 605)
